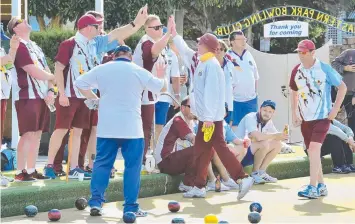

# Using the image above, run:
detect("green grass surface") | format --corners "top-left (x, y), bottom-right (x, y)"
top-left (1, 146), bottom-right (354, 218)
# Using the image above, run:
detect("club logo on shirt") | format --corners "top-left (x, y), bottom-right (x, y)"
top-left (168, 60), bottom-right (172, 65)
top-left (198, 71), bottom-right (202, 76)
top-left (249, 61), bottom-right (253, 66)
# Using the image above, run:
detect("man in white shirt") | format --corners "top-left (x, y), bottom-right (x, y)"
top-left (154, 36), bottom-right (180, 143)
top-left (1, 34), bottom-right (19, 145)
top-left (226, 30), bottom-right (259, 131)
top-left (133, 15), bottom-right (173, 166)
top-left (75, 45), bottom-right (167, 217)
top-left (235, 100), bottom-right (287, 184)
top-left (215, 39), bottom-right (238, 125)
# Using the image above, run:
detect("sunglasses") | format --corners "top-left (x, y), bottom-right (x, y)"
top-left (182, 104), bottom-right (190, 108)
top-left (297, 50), bottom-right (313, 55)
top-left (149, 25), bottom-right (164, 31)
top-left (12, 19), bottom-right (23, 30)
top-left (219, 48), bottom-right (226, 52)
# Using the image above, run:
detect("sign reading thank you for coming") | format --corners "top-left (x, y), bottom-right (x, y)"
top-left (214, 5), bottom-right (355, 38)
top-left (264, 21), bottom-right (309, 38)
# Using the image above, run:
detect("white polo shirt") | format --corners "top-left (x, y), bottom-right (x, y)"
top-left (0, 48), bottom-right (13, 100)
top-left (227, 49), bottom-right (259, 102)
top-left (235, 112), bottom-right (278, 139)
top-left (133, 35), bottom-right (169, 105)
top-left (158, 48), bottom-right (180, 104)
top-left (74, 58), bottom-right (164, 139)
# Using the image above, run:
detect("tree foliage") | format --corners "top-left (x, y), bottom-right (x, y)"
top-left (28, 0), bottom-right (94, 30)
top-left (28, 0), bottom-right (352, 53)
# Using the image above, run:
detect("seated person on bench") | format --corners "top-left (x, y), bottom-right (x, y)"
top-left (317, 119), bottom-right (355, 173)
top-left (155, 97), bottom-right (240, 192)
top-left (235, 100), bottom-right (288, 184)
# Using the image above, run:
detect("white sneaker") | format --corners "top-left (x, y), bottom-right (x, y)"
top-left (178, 181), bottom-right (193, 192)
top-left (183, 186), bottom-right (206, 198)
top-left (0, 174), bottom-right (14, 182)
top-left (222, 178), bottom-right (240, 190)
top-left (260, 172), bottom-right (278, 183)
top-left (251, 173), bottom-right (266, 185)
top-left (1, 176), bottom-right (9, 187)
top-left (280, 142), bottom-right (295, 154)
top-left (206, 181), bottom-right (230, 191)
top-left (237, 177), bottom-right (254, 200)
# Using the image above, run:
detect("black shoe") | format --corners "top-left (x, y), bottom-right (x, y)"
top-left (341, 165), bottom-right (352, 173)
top-left (85, 166), bottom-right (93, 174)
top-left (332, 166), bottom-right (350, 174)
top-left (347, 164), bottom-right (355, 172)
top-left (90, 207), bottom-right (102, 216)
top-left (55, 170), bottom-right (66, 177)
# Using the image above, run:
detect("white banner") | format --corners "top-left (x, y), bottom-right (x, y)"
top-left (264, 20), bottom-right (309, 38)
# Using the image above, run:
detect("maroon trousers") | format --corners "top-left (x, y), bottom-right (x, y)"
top-left (192, 121), bottom-right (247, 188)
top-left (158, 146), bottom-right (195, 186)
top-left (53, 133), bottom-right (68, 172)
top-left (53, 127), bottom-right (92, 172)
top-left (141, 104), bottom-right (154, 164)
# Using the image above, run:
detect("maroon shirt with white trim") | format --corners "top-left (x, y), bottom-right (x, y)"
top-left (13, 41), bottom-right (48, 100)
top-left (154, 115), bottom-right (193, 164)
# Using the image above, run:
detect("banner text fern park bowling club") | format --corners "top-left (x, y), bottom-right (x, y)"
top-left (214, 5), bottom-right (355, 38)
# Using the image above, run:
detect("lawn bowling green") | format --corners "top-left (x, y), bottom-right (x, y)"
top-left (2, 174), bottom-right (355, 223)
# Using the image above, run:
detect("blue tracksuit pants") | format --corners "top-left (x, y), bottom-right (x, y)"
top-left (88, 137), bottom-right (144, 213)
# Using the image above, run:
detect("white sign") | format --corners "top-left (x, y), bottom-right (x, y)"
top-left (145, 155), bottom-right (156, 173)
top-left (260, 38), bottom-right (270, 52)
top-left (264, 21), bottom-right (309, 38)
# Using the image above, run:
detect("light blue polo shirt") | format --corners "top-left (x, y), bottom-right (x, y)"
top-left (93, 35), bottom-right (119, 63)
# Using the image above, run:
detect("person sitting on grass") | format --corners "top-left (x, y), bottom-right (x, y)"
top-left (316, 119), bottom-right (355, 174)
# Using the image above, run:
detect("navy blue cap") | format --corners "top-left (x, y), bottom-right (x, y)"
top-left (261, 100), bottom-right (276, 110)
top-left (113, 45), bottom-right (132, 54)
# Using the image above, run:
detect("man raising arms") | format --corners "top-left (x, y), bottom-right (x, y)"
top-left (44, 6), bottom-right (148, 179)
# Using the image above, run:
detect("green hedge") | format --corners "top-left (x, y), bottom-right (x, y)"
top-left (29, 29), bottom-right (145, 71)
top-left (30, 29), bottom-right (75, 71)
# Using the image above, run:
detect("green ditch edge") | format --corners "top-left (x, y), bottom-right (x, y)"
top-left (2, 155), bottom-right (354, 218)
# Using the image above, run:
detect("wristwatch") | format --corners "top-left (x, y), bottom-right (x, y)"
top-left (130, 21), bottom-right (136, 28)
top-left (48, 88), bottom-right (58, 95)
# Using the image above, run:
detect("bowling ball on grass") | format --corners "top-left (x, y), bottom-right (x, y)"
top-left (123, 212), bottom-right (136, 223)
top-left (75, 197), bottom-right (88, 210)
top-left (48, 209), bottom-right (61, 221)
top-left (248, 212), bottom-right (261, 223)
top-left (24, 205), bottom-right (38, 217)
top-left (168, 201), bottom-right (180, 212)
top-left (172, 217), bottom-right (186, 223)
top-left (249, 202), bottom-right (262, 213)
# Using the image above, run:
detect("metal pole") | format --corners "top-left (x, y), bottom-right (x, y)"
top-left (10, 0), bottom-right (22, 149)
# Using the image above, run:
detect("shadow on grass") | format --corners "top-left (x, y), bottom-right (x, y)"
top-left (293, 198), bottom-right (354, 216)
